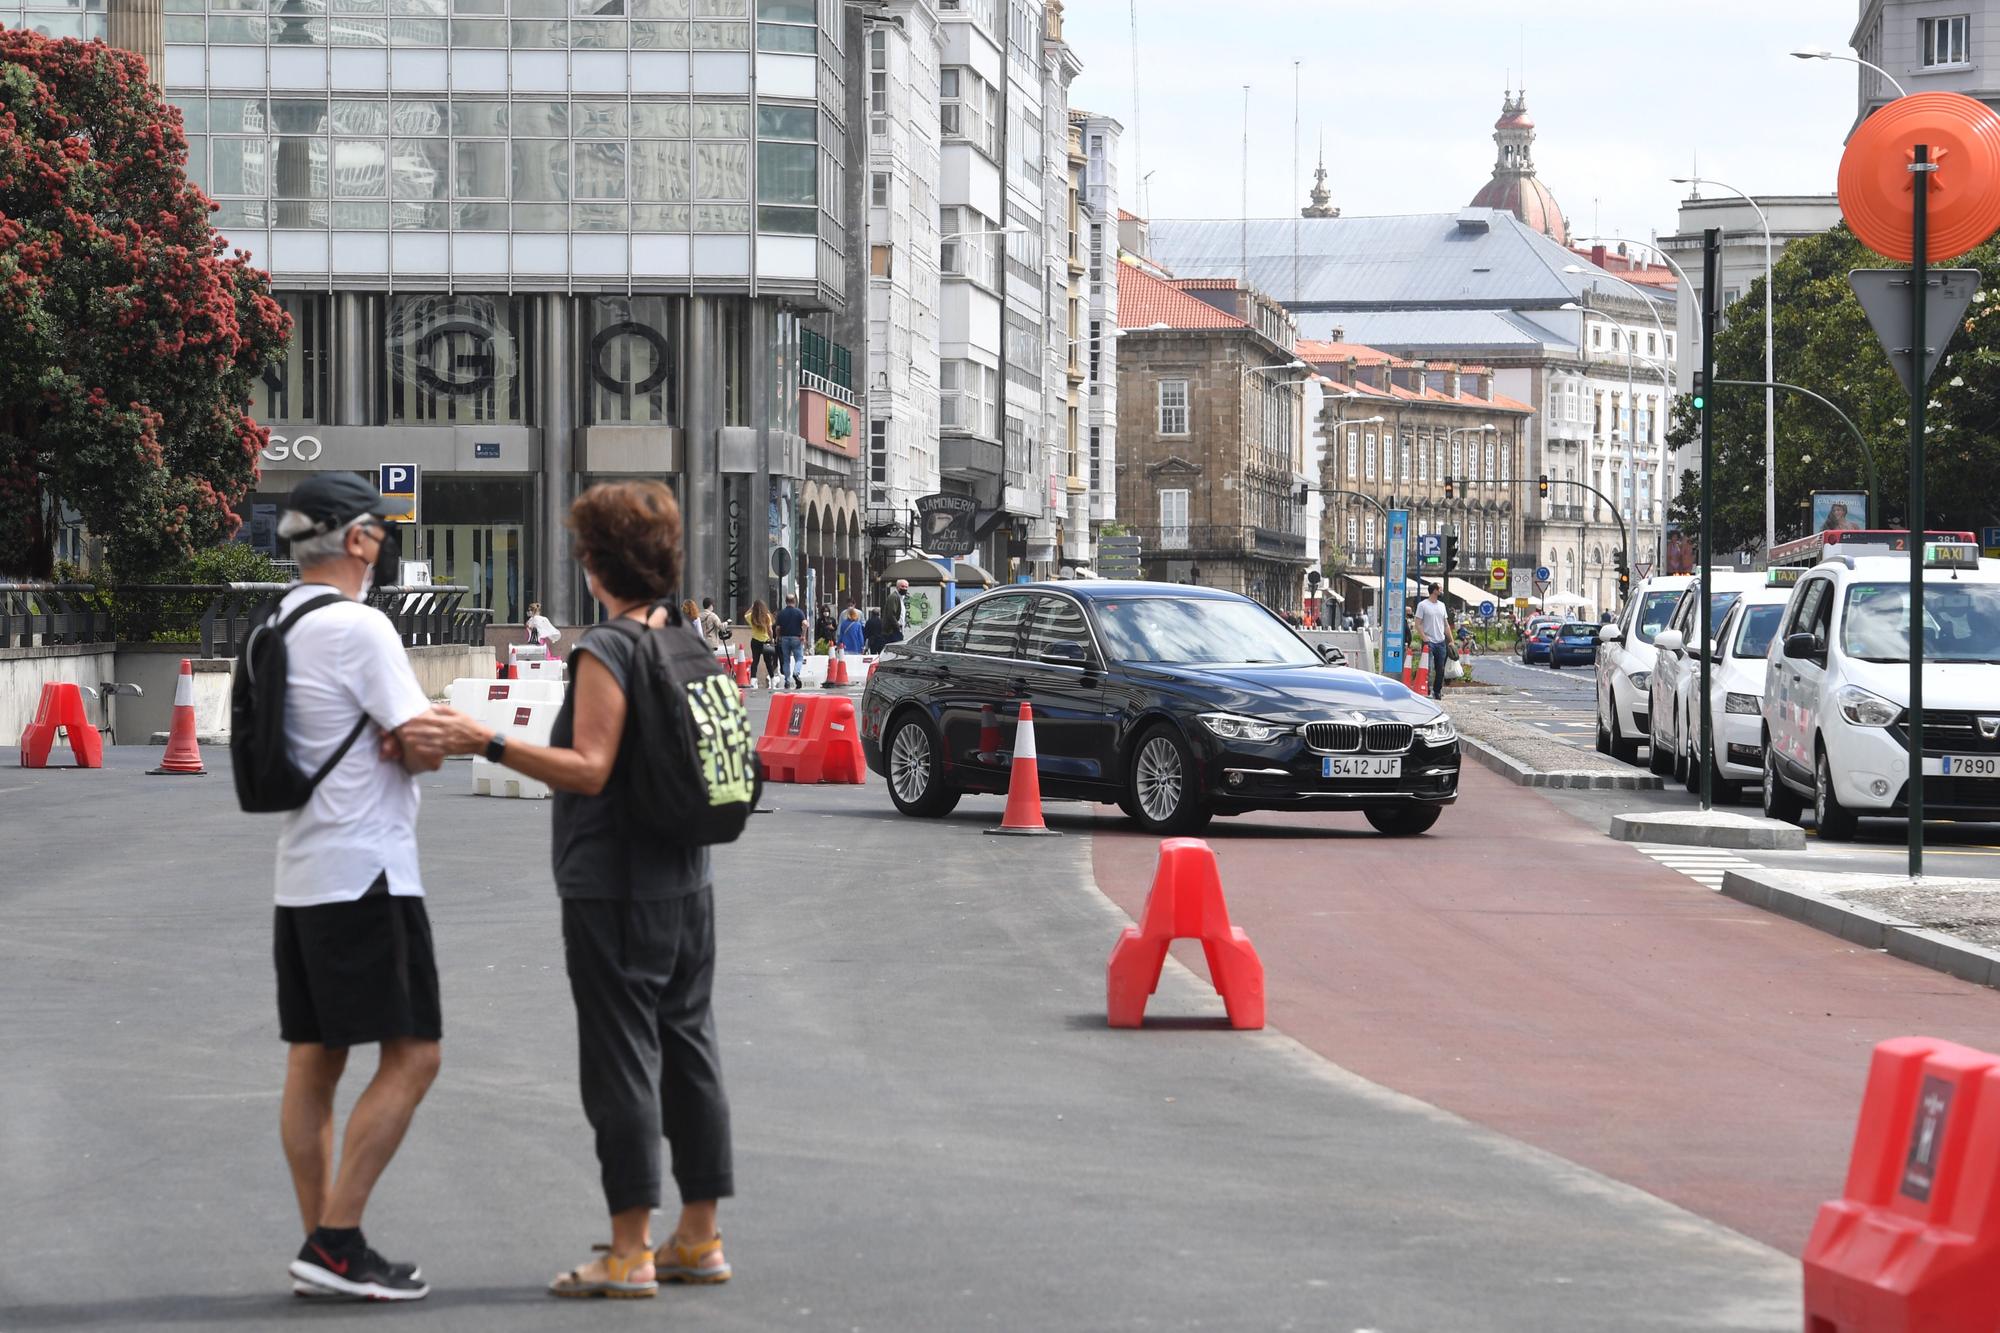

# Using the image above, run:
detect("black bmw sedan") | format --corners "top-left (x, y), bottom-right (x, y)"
top-left (858, 581), bottom-right (1460, 835)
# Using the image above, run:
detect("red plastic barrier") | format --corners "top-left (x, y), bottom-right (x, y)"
top-left (1106, 838), bottom-right (1264, 1030)
top-left (19, 681), bottom-right (103, 769)
top-left (755, 692), bottom-right (864, 784)
top-left (1803, 1036), bottom-right (2000, 1332)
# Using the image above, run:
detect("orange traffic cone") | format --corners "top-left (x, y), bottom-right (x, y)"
top-left (734, 652), bottom-right (752, 687)
top-left (986, 703), bottom-right (1059, 837)
top-left (825, 650), bottom-right (850, 688)
top-left (149, 658), bottom-right (206, 775)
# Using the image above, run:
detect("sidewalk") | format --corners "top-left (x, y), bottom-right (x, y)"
top-left (0, 746), bottom-right (1796, 1330)
top-left (1444, 690), bottom-right (1664, 790)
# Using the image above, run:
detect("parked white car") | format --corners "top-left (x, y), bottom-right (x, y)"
top-left (1647, 571), bottom-right (1762, 778)
top-left (1595, 575), bottom-right (1691, 764)
top-left (1661, 578), bottom-right (1795, 801)
top-left (1763, 543), bottom-right (2000, 838)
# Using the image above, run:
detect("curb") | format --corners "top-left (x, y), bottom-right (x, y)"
top-left (1609, 812), bottom-right (1806, 850)
top-left (1459, 736), bottom-right (1664, 790)
top-left (1719, 868), bottom-right (2000, 990)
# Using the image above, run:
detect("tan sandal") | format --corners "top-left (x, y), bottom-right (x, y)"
top-left (548, 1248), bottom-right (657, 1299)
top-left (656, 1232), bottom-right (731, 1284)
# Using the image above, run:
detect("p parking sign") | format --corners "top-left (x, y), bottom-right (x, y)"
top-left (379, 463), bottom-right (419, 523)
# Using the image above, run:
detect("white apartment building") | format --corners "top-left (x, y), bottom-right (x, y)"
top-left (857, 0), bottom-right (1099, 581)
top-left (860, 0), bottom-right (943, 534)
top-left (1075, 109), bottom-right (1121, 562)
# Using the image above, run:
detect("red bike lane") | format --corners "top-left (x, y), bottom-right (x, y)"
top-left (1086, 762), bottom-right (2000, 1255)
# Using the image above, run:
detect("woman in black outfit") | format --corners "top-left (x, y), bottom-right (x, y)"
top-left (431, 480), bottom-right (733, 1299)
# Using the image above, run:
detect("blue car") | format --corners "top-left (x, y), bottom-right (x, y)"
top-left (1519, 621), bottom-right (1559, 664)
top-left (1547, 621), bottom-right (1601, 670)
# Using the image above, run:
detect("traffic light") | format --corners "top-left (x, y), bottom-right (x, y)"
top-left (1443, 534), bottom-right (1459, 574)
top-left (1296, 482), bottom-right (1310, 506)
top-left (1443, 475), bottom-right (1454, 500)
top-left (1537, 474), bottom-right (1549, 499)
top-left (1690, 371), bottom-right (1706, 412)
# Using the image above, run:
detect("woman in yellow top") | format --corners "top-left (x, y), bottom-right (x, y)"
top-left (744, 600), bottom-right (776, 687)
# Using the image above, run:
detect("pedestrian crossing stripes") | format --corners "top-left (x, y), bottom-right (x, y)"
top-left (1628, 843), bottom-right (1759, 891)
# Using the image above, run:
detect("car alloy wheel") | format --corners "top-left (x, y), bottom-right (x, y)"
top-left (1126, 725), bottom-right (1211, 834)
top-left (1763, 738), bottom-right (1803, 824)
top-left (1814, 745), bottom-right (1857, 841)
top-left (886, 714), bottom-right (959, 819)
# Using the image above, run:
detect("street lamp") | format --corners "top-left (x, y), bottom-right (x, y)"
top-left (1789, 48), bottom-right (1909, 97)
top-left (1672, 174), bottom-right (1775, 556)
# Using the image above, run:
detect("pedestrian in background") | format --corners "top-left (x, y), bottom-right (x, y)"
top-left (813, 603), bottom-right (836, 651)
top-left (836, 606), bottom-right (866, 655)
top-left (863, 606), bottom-right (885, 655)
top-left (428, 480), bottom-right (734, 1300)
top-left (882, 580), bottom-right (908, 645)
top-left (267, 473), bottom-right (450, 1302)
top-left (745, 600), bottom-right (776, 688)
top-left (774, 595), bottom-right (807, 689)
top-left (1415, 582), bottom-right (1451, 701)
top-left (698, 597), bottom-right (725, 653)
top-left (526, 602), bottom-right (562, 655)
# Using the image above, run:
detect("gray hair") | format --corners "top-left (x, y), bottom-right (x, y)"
top-left (281, 511), bottom-right (365, 568)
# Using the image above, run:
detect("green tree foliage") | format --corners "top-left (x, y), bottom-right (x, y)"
top-left (0, 31), bottom-right (291, 580)
top-left (1666, 222), bottom-right (2000, 552)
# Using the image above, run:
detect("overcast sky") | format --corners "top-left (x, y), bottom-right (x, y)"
top-left (1060, 0), bottom-right (1859, 247)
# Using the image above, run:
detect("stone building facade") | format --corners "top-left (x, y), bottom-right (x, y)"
top-left (1114, 266), bottom-right (1308, 609)
top-left (1302, 342), bottom-right (1532, 614)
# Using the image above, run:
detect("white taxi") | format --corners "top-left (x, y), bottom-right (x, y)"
top-left (1664, 573), bottom-right (1797, 801)
top-left (1594, 575), bottom-right (1691, 765)
top-left (1762, 541), bottom-right (2000, 838)
top-left (1645, 570), bottom-right (1761, 780)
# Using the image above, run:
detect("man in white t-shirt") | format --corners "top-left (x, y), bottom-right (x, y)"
top-left (1414, 582), bottom-right (1452, 701)
top-left (267, 472), bottom-right (450, 1302)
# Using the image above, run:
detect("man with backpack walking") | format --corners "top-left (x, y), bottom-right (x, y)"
top-left (255, 473), bottom-right (451, 1301)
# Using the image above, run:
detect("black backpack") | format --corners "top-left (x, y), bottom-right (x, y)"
top-left (231, 592), bottom-right (370, 814)
top-left (602, 607), bottom-right (757, 845)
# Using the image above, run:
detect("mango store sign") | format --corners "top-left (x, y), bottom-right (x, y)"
top-left (260, 432), bottom-right (323, 464)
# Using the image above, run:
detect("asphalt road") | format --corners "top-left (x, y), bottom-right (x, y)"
top-left (1455, 651), bottom-right (1600, 750)
top-left (1, 725), bottom-right (1806, 1332)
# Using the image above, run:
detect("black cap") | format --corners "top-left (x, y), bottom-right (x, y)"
top-left (285, 472), bottom-right (399, 536)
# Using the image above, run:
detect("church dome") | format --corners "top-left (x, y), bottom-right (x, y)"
top-left (1468, 89), bottom-right (1566, 245)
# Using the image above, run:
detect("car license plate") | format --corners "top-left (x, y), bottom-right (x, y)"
top-left (1924, 755), bottom-right (2000, 777)
top-left (1323, 756), bottom-right (1401, 779)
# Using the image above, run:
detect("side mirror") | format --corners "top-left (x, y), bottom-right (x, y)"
top-left (1318, 643), bottom-right (1347, 666)
top-left (1597, 625), bottom-right (1622, 644)
top-left (1038, 640), bottom-right (1090, 668)
top-left (1783, 632), bottom-right (1817, 660)
top-left (1655, 629), bottom-right (1685, 654)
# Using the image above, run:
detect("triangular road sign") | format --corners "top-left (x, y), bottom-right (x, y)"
top-left (1849, 268), bottom-right (1983, 396)
top-left (1633, 560), bottom-right (1653, 580)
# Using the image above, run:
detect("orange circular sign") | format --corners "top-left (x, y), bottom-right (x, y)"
top-left (1839, 92), bottom-right (2000, 262)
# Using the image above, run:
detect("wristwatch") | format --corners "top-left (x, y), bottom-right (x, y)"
top-left (484, 732), bottom-right (508, 764)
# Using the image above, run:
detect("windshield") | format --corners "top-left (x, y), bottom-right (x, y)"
top-left (1733, 603), bottom-right (1785, 659)
top-left (1092, 597), bottom-right (1321, 666)
top-left (1841, 582), bottom-right (2000, 663)
top-left (1707, 591), bottom-right (1743, 628)
top-left (1633, 590), bottom-right (1680, 644)
top-left (1559, 623), bottom-right (1596, 638)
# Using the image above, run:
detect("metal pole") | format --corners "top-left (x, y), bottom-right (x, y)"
top-left (1909, 145), bottom-right (1932, 878)
top-left (1700, 228), bottom-right (1719, 812)
top-left (1763, 221), bottom-right (1775, 558)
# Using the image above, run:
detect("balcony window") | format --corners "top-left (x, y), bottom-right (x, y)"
top-left (1159, 489), bottom-right (1189, 550)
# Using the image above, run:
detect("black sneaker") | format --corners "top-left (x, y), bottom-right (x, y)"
top-left (293, 1258), bottom-right (422, 1299)
top-left (290, 1236), bottom-right (429, 1302)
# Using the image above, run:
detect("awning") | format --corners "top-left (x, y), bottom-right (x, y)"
top-left (1440, 576), bottom-right (1503, 606)
top-left (1340, 573), bottom-right (1421, 596)
top-left (882, 556), bottom-right (995, 586)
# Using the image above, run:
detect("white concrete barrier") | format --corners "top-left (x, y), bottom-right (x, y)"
top-left (471, 693), bottom-right (559, 799)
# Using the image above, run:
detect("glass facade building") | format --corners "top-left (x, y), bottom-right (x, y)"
top-left (9, 0), bottom-right (871, 620)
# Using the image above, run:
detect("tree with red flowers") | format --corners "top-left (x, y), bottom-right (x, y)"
top-left (0, 30), bottom-right (290, 579)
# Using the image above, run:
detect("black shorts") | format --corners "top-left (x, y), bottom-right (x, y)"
top-left (274, 877), bottom-right (441, 1048)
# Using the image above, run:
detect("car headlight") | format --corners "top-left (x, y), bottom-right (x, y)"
top-left (1629, 671), bottom-right (1651, 690)
top-left (1835, 685), bottom-right (1901, 728)
top-left (1198, 712), bottom-right (1288, 743)
top-left (1725, 692), bottom-right (1762, 715)
top-left (1414, 714), bottom-right (1457, 745)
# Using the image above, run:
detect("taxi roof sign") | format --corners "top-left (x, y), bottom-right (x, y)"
top-left (1924, 541), bottom-right (1980, 570)
top-left (1767, 566), bottom-right (1804, 587)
